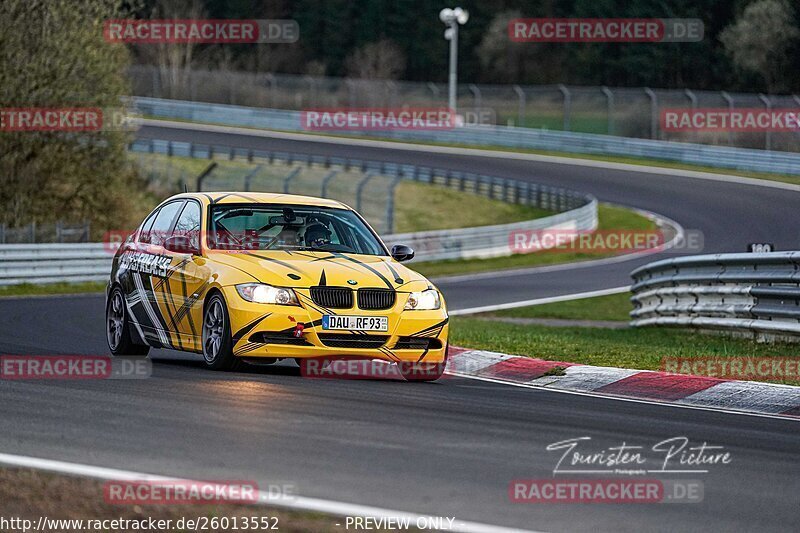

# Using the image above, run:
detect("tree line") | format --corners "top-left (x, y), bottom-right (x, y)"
top-left (131, 0), bottom-right (800, 93)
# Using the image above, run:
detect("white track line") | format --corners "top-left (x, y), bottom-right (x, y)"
top-left (140, 118), bottom-right (800, 193)
top-left (448, 286), bottom-right (631, 316)
top-left (446, 205), bottom-right (684, 314)
top-left (0, 453), bottom-right (538, 533)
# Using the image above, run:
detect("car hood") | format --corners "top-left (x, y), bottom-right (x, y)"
top-left (209, 250), bottom-right (431, 291)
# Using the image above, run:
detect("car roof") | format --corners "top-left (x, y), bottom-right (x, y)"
top-left (167, 192), bottom-right (350, 209)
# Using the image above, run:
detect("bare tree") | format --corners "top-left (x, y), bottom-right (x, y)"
top-left (720, 0), bottom-right (799, 92)
top-left (475, 10), bottom-right (564, 84)
top-left (344, 39), bottom-right (406, 80)
top-left (137, 0), bottom-right (207, 99)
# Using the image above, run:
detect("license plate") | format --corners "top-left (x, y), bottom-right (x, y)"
top-left (322, 315), bottom-right (388, 331)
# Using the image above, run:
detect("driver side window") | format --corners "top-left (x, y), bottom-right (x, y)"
top-left (173, 201), bottom-right (202, 250)
top-left (148, 201), bottom-right (184, 247)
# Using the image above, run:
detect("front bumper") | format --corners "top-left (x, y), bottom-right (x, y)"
top-left (223, 286), bottom-right (449, 364)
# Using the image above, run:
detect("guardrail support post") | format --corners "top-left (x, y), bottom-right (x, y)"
top-left (283, 166), bottom-right (302, 193)
top-left (243, 164), bottom-right (263, 192)
top-left (513, 85), bottom-right (525, 127)
top-left (644, 88), bottom-right (658, 139)
top-left (469, 84), bottom-right (481, 112)
top-left (195, 162), bottom-right (218, 192)
top-left (601, 86), bottom-right (614, 135)
top-left (427, 82), bottom-right (440, 100)
top-left (385, 174), bottom-right (404, 234)
top-left (321, 169), bottom-right (339, 198)
top-left (356, 172), bottom-right (376, 212)
top-left (265, 73), bottom-right (276, 107)
top-left (721, 91), bottom-right (734, 146)
top-left (558, 84), bottom-right (571, 131)
top-left (759, 94), bottom-right (772, 151)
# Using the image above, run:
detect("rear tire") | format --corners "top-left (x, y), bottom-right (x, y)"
top-left (202, 293), bottom-right (240, 371)
top-left (106, 286), bottom-right (150, 357)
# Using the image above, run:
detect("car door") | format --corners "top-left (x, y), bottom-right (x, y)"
top-left (133, 200), bottom-right (185, 348)
top-left (162, 199), bottom-right (211, 351)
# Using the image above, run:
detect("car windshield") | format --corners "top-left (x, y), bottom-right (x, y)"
top-left (208, 204), bottom-right (387, 256)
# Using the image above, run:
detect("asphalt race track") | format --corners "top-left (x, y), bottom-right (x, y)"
top-left (136, 123), bottom-right (800, 311)
top-left (2, 127), bottom-right (800, 532)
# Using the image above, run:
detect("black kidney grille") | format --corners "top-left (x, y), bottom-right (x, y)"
top-left (310, 286), bottom-right (353, 309)
top-left (317, 334), bottom-right (389, 349)
top-left (357, 288), bottom-right (396, 310)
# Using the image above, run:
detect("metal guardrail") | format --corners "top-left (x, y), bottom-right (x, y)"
top-left (392, 201), bottom-right (596, 262)
top-left (129, 137), bottom-right (595, 234)
top-left (0, 201), bottom-right (596, 285)
top-left (133, 97), bottom-right (800, 176)
top-left (0, 221), bottom-right (91, 244)
top-left (1, 142), bottom-right (597, 285)
top-left (630, 252), bottom-right (800, 339)
top-left (129, 66), bottom-right (800, 151)
top-left (0, 243), bottom-right (112, 285)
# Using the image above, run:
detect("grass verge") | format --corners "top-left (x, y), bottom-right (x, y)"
top-left (450, 317), bottom-right (800, 385)
top-left (489, 292), bottom-right (632, 322)
top-left (413, 203), bottom-right (658, 278)
top-left (0, 281), bottom-right (106, 298)
top-left (0, 467), bottom-right (395, 532)
top-left (131, 152), bottom-right (553, 234)
top-left (393, 181), bottom-right (551, 232)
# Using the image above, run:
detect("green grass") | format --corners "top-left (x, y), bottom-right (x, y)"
top-left (394, 181), bottom-right (551, 233)
top-left (490, 291), bottom-right (633, 322)
top-left (132, 152), bottom-right (554, 234)
top-left (412, 203), bottom-right (657, 278)
top-left (0, 281), bottom-right (106, 297)
top-left (450, 317), bottom-right (800, 385)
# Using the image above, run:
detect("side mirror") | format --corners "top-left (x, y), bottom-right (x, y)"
top-left (391, 244), bottom-right (415, 262)
top-left (164, 234), bottom-right (200, 256)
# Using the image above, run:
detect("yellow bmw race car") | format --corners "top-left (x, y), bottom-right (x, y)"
top-left (105, 192), bottom-right (449, 381)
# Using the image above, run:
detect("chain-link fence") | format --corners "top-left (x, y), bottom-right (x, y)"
top-left (129, 65), bottom-right (800, 152)
top-left (128, 137), bottom-right (593, 236)
top-left (0, 222), bottom-right (90, 244)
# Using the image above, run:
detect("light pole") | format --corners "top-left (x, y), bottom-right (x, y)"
top-left (439, 7), bottom-right (469, 114)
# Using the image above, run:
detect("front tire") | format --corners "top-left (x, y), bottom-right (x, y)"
top-left (106, 286), bottom-right (149, 357)
top-left (202, 293), bottom-right (239, 371)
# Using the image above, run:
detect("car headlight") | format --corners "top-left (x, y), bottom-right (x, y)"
top-left (404, 289), bottom-right (441, 310)
top-left (236, 283), bottom-right (299, 306)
